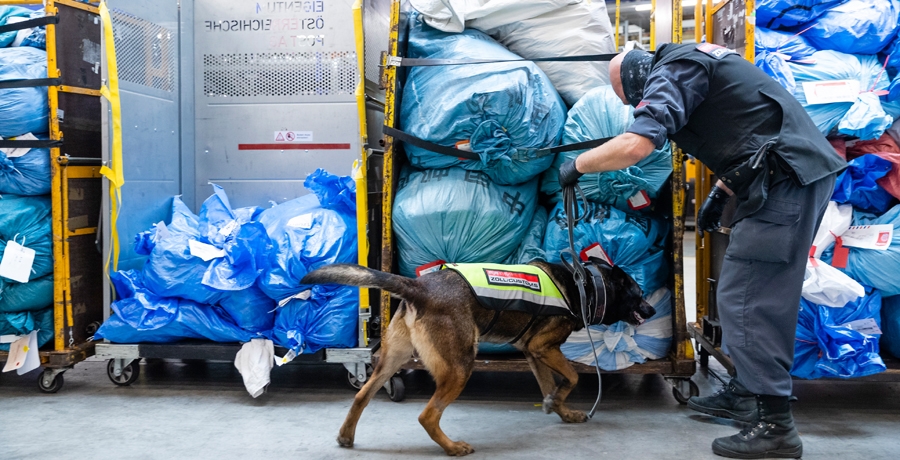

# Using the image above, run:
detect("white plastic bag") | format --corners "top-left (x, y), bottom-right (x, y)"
top-left (810, 201), bottom-right (853, 259)
top-left (483, 1), bottom-right (615, 106)
top-left (802, 259), bottom-right (865, 308)
top-left (234, 338), bottom-right (274, 398)
top-left (409, 0), bottom-right (574, 33)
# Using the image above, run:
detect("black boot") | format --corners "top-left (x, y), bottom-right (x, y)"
top-left (712, 395), bottom-right (803, 459)
top-left (688, 379), bottom-right (757, 422)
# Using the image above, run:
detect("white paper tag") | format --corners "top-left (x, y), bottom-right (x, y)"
top-left (218, 220), bottom-right (239, 236)
top-left (287, 213), bottom-right (313, 230)
top-left (154, 221), bottom-right (171, 241)
top-left (274, 349), bottom-right (298, 366)
top-left (2, 331), bottom-right (40, 375)
top-left (627, 190), bottom-right (651, 210)
top-left (188, 240), bottom-right (226, 262)
top-left (842, 318), bottom-right (882, 336)
top-left (0, 240), bottom-right (36, 283)
top-left (802, 80), bottom-right (860, 105)
top-left (580, 242), bottom-right (613, 265)
top-left (415, 260), bottom-right (446, 277)
top-left (841, 225), bottom-right (893, 250)
top-left (0, 133), bottom-right (38, 158)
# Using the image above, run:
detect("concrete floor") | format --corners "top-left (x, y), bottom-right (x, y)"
top-left (2, 235), bottom-right (899, 459)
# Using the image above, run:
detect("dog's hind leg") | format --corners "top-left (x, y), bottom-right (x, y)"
top-left (413, 325), bottom-right (477, 456)
top-left (336, 307), bottom-right (415, 448)
top-left (529, 347), bottom-right (588, 423)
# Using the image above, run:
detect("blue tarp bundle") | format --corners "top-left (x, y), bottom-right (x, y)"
top-left (785, 51), bottom-right (892, 139)
top-left (95, 270), bottom-right (256, 344)
top-left (561, 287), bottom-right (673, 370)
top-left (802, 0), bottom-right (900, 55)
top-left (506, 205), bottom-right (547, 265)
top-left (257, 169), bottom-right (357, 301)
top-left (823, 205), bottom-right (900, 296)
top-left (139, 189), bottom-right (275, 333)
top-left (393, 166), bottom-right (538, 277)
top-left (269, 284), bottom-right (358, 354)
top-left (756, 0), bottom-right (846, 30)
top-left (792, 288), bottom-right (885, 379)
top-left (0, 141), bottom-right (51, 196)
top-left (0, 5), bottom-right (31, 47)
top-left (0, 46), bottom-right (48, 137)
top-left (0, 308), bottom-right (52, 351)
top-left (542, 201), bottom-right (669, 295)
top-left (831, 154), bottom-right (896, 214)
top-left (400, 12), bottom-right (566, 185)
top-left (541, 86), bottom-right (672, 211)
top-left (881, 295), bottom-right (900, 358)
top-left (0, 195), bottom-right (53, 314)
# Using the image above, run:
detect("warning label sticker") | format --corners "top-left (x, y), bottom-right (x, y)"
top-left (484, 269), bottom-right (541, 291)
top-left (274, 131), bottom-right (313, 142)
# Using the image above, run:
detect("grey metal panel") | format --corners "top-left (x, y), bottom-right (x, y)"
top-left (106, 0), bottom-right (181, 272)
top-left (179, 0), bottom-right (196, 208)
top-left (193, 0), bottom-right (362, 209)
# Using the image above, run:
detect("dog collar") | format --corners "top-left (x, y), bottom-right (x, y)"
top-left (583, 258), bottom-right (608, 326)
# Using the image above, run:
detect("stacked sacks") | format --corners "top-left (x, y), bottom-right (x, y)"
top-left (801, 0), bottom-right (900, 55)
top-left (756, 0), bottom-right (846, 30)
top-left (541, 86), bottom-right (672, 212)
top-left (0, 195), bottom-right (53, 348)
top-left (0, 308), bottom-right (52, 352)
top-left (0, 46), bottom-right (48, 137)
top-left (0, 137), bottom-right (51, 196)
top-left (823, 205), bottom-right (900, 297)
top-left (399, 12), bottom-right (565, 186)
top-left (258, 170), bottom-right (359, 355)
top-left (754, 27), bottom-right (817, 93)
top-left (561, 287), bottom-right (673, 370)
top-left (393, 166), bottom-right (538, 277)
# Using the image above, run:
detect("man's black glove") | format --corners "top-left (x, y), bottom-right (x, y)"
top-left (559, 158), bottom-right (583, 188)
top-left (697, 185), bottom-right (730, 236)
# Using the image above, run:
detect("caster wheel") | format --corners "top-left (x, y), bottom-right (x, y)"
top-left (107, 359), bottom-right (141, 386)
top-left (387, 374), bottom-right (406, 402)
top-left (38, 371), bottom-right (64, 394)
top-left (672, 379), bottom-right (699, 405)
top-left (85, 321), bottom-right (101, 336)
top-left (346, 364), bottom-right (374, 391)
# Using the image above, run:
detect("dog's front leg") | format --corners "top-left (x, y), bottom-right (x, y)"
top-left (530, 348), bottom-right (588, 423)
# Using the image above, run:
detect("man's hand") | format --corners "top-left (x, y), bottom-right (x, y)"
top-left (697, 185), bottom-right (730, 236)
top-left (559, 158), bottom-right (583, 188)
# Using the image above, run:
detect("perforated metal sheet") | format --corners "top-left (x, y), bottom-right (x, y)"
top-left (362, 0), bottom-right (391, 84)
top-left (202, 51), bottom-right (358, 97)
top-left (110, 8), bottom-right (177, 93)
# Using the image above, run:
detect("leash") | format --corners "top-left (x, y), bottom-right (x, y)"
top-left (559, 182), bottom-right (605, 419)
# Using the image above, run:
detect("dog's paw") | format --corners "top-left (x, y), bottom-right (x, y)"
top-left (444, 441), bottom-right (475, 457)
top-left (336, 435), bottom-right (354, 448)
top-left (541, 394), bottom-right (556, 414)
top-left (560, 410), bottom-right (588, 424)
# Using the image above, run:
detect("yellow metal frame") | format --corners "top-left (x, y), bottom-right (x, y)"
top-left (379, 0), bottom-right (401, 334)
top-left (351, 0), bottom-right (371, 347)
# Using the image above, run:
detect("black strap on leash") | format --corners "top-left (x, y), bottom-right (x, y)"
top-left (383, 125), bottom-right (613, 161)
top-left (385, 53), bottom-right (620, 68)
top-left (0, 78), bottom-right (62, 89)
top-left (0, 15), bottom-right (59, 34)
top-left (0, 139), bottom-right (63, 149)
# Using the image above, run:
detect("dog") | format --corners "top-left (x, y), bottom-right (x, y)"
top-left (300, 261), bottom-right (655, 456)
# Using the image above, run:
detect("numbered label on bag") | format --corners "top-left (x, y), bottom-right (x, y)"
top-left (0, 240), bottom-right (35, 283)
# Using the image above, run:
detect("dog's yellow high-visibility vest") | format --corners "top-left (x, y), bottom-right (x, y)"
top-left (442, 263), bottom-right (570, 316)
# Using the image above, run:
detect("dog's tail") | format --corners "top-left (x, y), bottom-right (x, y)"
top-left (301, 264), bottom-right (423, 304)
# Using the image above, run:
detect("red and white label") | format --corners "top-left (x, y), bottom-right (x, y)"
top-left (580, 242), bottom-right (613, 266)
top-left (628, 190), bottom-right (651, 210)
top-left (484, 269), bottom-right (541, 291)
top-left (416, 260), bottom-right (445, 277)
top-left (841, 224), bottom-right (893, 250)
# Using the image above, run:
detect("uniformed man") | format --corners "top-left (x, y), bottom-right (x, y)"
top-left (558, 43), bottom-right (846, 459)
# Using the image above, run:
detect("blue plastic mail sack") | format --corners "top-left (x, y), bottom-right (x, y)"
top-left (139, 189), bottom-right (275, 332)
top-left (792, 289), bottom-right (885, 380)
top-left (505, 205), bottom-right (547, 265)
top-left (802, 0), bottom-right (900, 55)
top-left (881, 294), bottom-right (900, 358)
top-left (399, 13), bottom-right (566, 185)
top-left (257, 169), bottom-right (357, 301)
top-left (0, 46), bottom-right (48, 137)
top-left (755, 27), bottom-right (817, 59)
top-left (823, 205), bottom-right (900, 296)
top-left (787, 51), bottom-right (892, 139)
top-left (0, 5), bottom-right (31, 47)
top-left (541, 86), bottom-right (672, 210)
top-left (0, 308), bottom-right (52, 351)
top-left (542, 201), bottom-right (669, 295)
top-left (756, 0), bottom-right (846, 29)
top-left (831, 154), bottom-right (896, 214)
top-left (270, 284), bottom-right (358, 354)
top-left (0, 139), bottom-right (51, 195)
top-left (393, 166), bottom-right (538, 278)
top-left (0, 194), bottom-right (53, 281)
top-left (756, 51), bottom-right (798, 94)
top-left (561, 287), bottom-right (672, 370)
top-left (0, 275), bottom-right (52, 313)
top-left (95, 270), bottom-right (256, 344)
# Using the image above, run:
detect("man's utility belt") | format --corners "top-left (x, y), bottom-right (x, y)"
top-left (718, 138), bottom-right (798, 221)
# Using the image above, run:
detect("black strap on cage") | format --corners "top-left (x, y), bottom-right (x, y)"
top-left (0, 139), bottom-right (63, 149)
top-left (385, 53), bottom-right (621, 68)
top-left (0, 78), bottom-right (62, 89)
top-left (383, 125), bottom-right (614, 161)
top-left (0, 15), bottom-right (59, 34)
